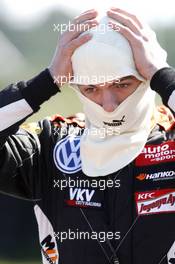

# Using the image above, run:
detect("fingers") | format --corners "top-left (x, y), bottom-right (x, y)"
top-left (73, 9), bottom-right (98, 24)
top-left (66, 33), bottom-right (93, 56)
top-left (71, 19), bottom-right (98, 38)
top-left (109, 7), bottom-right (143, 29)
top-left (62, 19), bottom-right (98, 44)
top-left (60, 10), bottom-right (98, 44)
top-left (107, 8), bottom-right (153, 42)
top-left (107, 8), bottom-right (156, 42)
top-left (107, 10), bottom-right (141, 36)
top-left (58, 9), bottom-right (98, 61)
top-left (108, 21), bottom-right (142, 47)
top-left (81, 9), bottom-right (98, 15)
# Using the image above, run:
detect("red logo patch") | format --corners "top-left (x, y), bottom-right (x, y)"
top-left (135, 141), bottom-right (175, 166)
top-left (135, 189), bottom-right (175, 215)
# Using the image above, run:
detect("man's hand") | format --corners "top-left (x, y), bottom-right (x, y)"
top-left (49, 9), bottom-right (98, 87)
top-left (107, 8), bottom-right (169, 80)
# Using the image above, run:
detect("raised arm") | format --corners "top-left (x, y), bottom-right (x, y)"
top-left (0, 9), bottom-right (98, 199)
top-left (107, 8), bottom-right (175, 113)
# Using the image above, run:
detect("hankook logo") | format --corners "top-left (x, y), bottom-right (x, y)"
top-left (136, 171), bottom-right (175, 181)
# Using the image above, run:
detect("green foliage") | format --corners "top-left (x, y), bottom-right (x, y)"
top-left (156, 25), bottom-right (175, 67)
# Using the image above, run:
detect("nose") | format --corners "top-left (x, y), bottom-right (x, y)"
top-left (101, 90), bottom-right (118, 112)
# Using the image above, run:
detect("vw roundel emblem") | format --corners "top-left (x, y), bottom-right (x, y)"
top-left (53, 135), bottom-right (82, 174)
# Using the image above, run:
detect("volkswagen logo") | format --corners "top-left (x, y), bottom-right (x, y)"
top-left (53, 135), bottom-right (81, 174)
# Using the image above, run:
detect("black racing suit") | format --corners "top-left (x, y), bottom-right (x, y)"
top-left (0, 68), bottom-right (175, 264)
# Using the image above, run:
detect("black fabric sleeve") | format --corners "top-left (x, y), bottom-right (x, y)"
top-left (0, 68), bottom-right (59, 137)
top-left (150, 67), bottom-right (175, 110)
top-left (0, 69), bottom-right (59, 200)
top-left (20, 68), bottom-right (60, 111)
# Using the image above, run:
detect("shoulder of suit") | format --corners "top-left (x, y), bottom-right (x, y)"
top-left (49, 113), bottom-right (85, 128)
top-left (20, 122), bottom-right (43, 135)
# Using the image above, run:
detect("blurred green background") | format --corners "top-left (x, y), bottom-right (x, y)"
top-left (0, 7), bottom-right (83, 123)
top-left (0, 0), bottom-right (175, 263)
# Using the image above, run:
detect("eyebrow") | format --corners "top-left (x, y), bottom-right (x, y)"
top-left (88, 76), bottom-right (135, 88)
top-left (120, 76), bottom-right (135, 81)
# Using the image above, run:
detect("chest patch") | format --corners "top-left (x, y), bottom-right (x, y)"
top-left (53, 135), bottom-right (81, 174)
top-left (136, 170), bottom-right (175, 182)
top-left (65, 187), bottom-right (103, 209)
top-left (135, 189), bottom-right (175, 216)
top-left (135, 141), bottom-right (175, 166)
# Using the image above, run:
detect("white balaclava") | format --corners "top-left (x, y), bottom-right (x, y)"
top-left (70, 15), bottom-right (156, 177)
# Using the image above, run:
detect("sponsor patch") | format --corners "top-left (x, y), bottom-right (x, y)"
top-left (167, 241), bottom-right (175, 264)
top-left (21, 122), bottom-right (43, 135)
top-left (136, 171), bottom-right (175, 181)
top-left (136, 141), bottom-right (175, 166)
top-left (135, 189), bottom-right (175, 215)
top-left (53, 135), bottom-right (81, 174)
top-left (65, 187), bottom-right (102, 208)
top-left (34, 205), bottom-right (59, 264)
top-left (41, 235), bottom-right (58, 264)
top-left (103, 115), bottom-right (125, 127)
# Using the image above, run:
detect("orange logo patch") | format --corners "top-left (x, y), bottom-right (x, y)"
top-left (136, 173), bottom-right (146, 181)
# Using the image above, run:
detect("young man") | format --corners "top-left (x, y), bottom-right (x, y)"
top-left (0, 8), bottom-right (175, 264)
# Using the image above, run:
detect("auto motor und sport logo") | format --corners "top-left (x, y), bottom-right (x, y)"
top-left (136, 171), bottom-right (175, 181)
top-left (135, 141), bottom-right (175, 166)
top-left (53, 135), bottom-right (81, 174)
top-left (135, 189), bottom-right (175, 216)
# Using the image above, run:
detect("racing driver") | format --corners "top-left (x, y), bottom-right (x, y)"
top-left (0, 7), bottom-right (175, 264)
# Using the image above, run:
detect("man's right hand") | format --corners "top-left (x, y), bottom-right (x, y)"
top-left (49, 9), bottom-right (98, 87)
